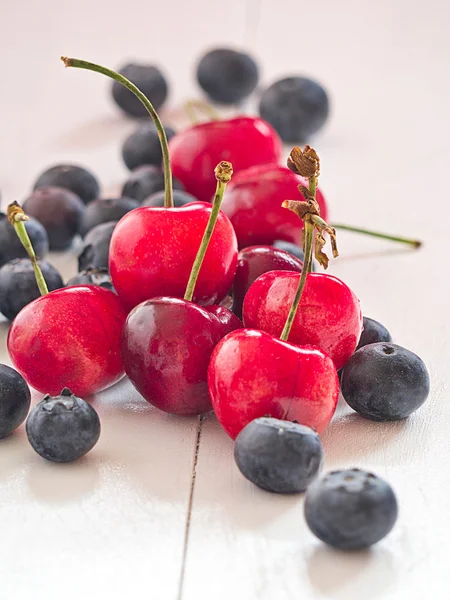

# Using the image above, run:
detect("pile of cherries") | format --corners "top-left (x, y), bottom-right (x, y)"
top-left (0, 50), bottom-right (429, 552)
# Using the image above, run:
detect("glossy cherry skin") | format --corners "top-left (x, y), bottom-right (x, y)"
top-left (109, 202), bottom-right (238, 311)
top-left (8, 286), bottom-right (127, 397)
top-left (121, 297), bottom-right (227, 415)
top-left (243, 271), bottom-right (363, 370)
top-left (232, 245), bottom-right (303, 318)
top-left (169, 117), bottom-right (282, 202)
top-left (221, 164), bottom-right (328, 248)
top-left (205, 304), bottom-right (243, 336)
top-left (208, 329), bottom-right (339, 439)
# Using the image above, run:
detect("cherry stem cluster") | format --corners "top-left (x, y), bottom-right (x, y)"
top-left (61, 57), bottom-right (174, 209)
top-left (184, 161), bottom-right (233, 302)
top-left (7, 202), bottom-right (49, 296)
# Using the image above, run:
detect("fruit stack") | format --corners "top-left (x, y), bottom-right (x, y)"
top-left (0, 49), bottom-right (428, 552)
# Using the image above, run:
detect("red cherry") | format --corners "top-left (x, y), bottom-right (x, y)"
top-left (109, 202), bottom-right (238, 311)
top-left (8, 286), bottom-right (126, 397)
top-left (121, 297), bottom-right (225, 415)
top-left (221, 164), bottom-right (328, 248)
top-left (232, 245), bottom-right (303, 318)
top-left (243, 271), bottom-right (363, 370)
top-left (169, 117), bottom-right (282, 202)
top-left (208, 329), bottom-right (339, 439)
top-left (204, 304), bottom-right (243, 337)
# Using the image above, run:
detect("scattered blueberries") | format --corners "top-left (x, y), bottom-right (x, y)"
top-left (79, 197), bottom-right (139, 237)
top-left (33, 164), bottom-right (100, 205)
top-left (0, 364), bottom-right (31, 438)
top-left (341, 343), bottom-right (430, 421)
top-left (142, 189), bottom-right (198, 207)
top-left (259, 76), bottom-right (330, 142)
top-left (0, 259), bottom-right (64, 320)
top-left (197, 48), bottom-right (259, 104)
top-left (67, 267), bottom-right (113, 290)
top-left (234, 417), bottom-right (323, 493)
top-left (304, 469), bottom-right (398, 550)
top-left (112, 63), bottom-right (168, 118)
top-left (122, 165), bottom-right (184, 203)
top-left (0, 212), bottom-right (49, 268)
top-left (26, 388), bottom-right (101, 462)
top-left (78, 221), bottom-right (117, 272)
top-left (23, 187), bottom-right (85, 250)
top-left (122, 123), bottom-right (176, 170)
top-left (357, 317), bottom-right (392, 351)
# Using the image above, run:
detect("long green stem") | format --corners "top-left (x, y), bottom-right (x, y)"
top-left (184, 162), bottom-right (233, 302)
top-left (184, 99), bottom-right (219, 125)
top-left (7, 202), bottom-right (48, 295)
top-left (331, 223), bottom-right (422, 248)
top-left (61, 56), bottom-right (173, 208)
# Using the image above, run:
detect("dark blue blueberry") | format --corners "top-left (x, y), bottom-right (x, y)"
top-left (26, 388), bottom-right (101, 462)
top-left (112, 63), bottom-right (168, 118)
top-left (197, 48), bottom-right (259, 104)
top-left (234, 417), bottom-right (323, 493)
top-left (142, 189), bottom-right (198, 207)
top-left (357, 317), bottom-right (392, 351)
top-left (79, 197), bottom-right (139, 237)
top-left (272, 240), bottom-right (317, 271)
top-left (33, 164), bottom-right (100, 205)
top-left (0, 212), bottom-right (49, 268)
top-left (122, 165), bottom-right (184, 203)
top-left (0, 364), bottom-right (31, 438)
top-left (259, 77), bottom-right (330, 142)
top-left (341, 343), bottom-right (430, 421)
top-left (23, 187), bottom-right (85, 250)
top-left (304, 469), bottom-right (398, 550)
top-left (122, 123), bottom-right (176, 171)
top-left (67, 267), bottom-right (113, 291)
top-left (78, 221), bottom-right (117, 272)
top-left (0, 259), bottom-right (64, 320)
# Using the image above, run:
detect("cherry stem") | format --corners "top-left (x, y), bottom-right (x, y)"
top-left (61, 56), bottom-right (174, 208)
top-left (184, 99), bottom-right (219, 125)
top-left (184, 162), bottom-right (233, 302)
top-left (7, 202), bottom-right (49, 295)
top-left (330, 223), bottom-right (422, 248)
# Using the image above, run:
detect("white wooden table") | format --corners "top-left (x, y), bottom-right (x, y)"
top-left (1, 0), bottom-right (449, 598)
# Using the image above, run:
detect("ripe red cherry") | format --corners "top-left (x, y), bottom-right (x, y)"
top-left (8, 286), bottom-right (126, 397)
top-left (169, 117), bottom-right (282, 202)
top-left (243, 271), bottom-right (363, 370)
top-left (221, 164), bottom-right (328, 248)
top-left (232, 245), bottom-right (303, 318)
top-left (208, 329), bottom-right (339, 439)
top-left (109, 202), bottom-right (238, 311)
top-left (204, 304), bottom-right (243, 336)
top-left (121, 297), bottom-right (241, 415)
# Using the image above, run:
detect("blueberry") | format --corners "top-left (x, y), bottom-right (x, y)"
top-left (272, 240), bottom-right (317, 271)
top-left (259, 77), bottom-right (330, 142)
top-left (304, 469), bottom-right (398, 550)
top-left (77, 221), bottom-right (117, 272)
top-left (234, 417), bottom-right (323, 493)
top-left (357, 317), bottom-right (392, 351)
top-left (112, 63), bottom-right (168, 118)
top-left (79, 197), bottom-right (139, 237)
top-left (122, 165), bottom-right (184, 203)
top-left (0, 259), bottom-right (64, 320)
top-left (23, 187), bottom-right (85, 250)
top-left (67, 267), bottom-right (113, 291)
top-left (0, 364), bottom-right (31, 438)
top-left (0, 212), bottom-right (49, 268)
top-left (122, 123), bottom-right (176, 171)
top-left (33, 164), bottom-right (100, 205)
top-left (142, 189), bottom-right (198, 207)
top-left (197, 48), bottom-right (259, 105)
top-left (26, 388), bottom-right (100, 462)
top-left (341, 343), bottom-right (430, 421)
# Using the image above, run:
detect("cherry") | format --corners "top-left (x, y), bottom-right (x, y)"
top-left (221, 164), bottom-right (328, 248)
top-left (208, 330), bottom-right (339, 439)
top-left (243, 271), bottom-right (362, 370)
top-left (204, 304), bottom-right (242, 336)
top-left (169, 117), bottom-right (282, 202)
top-left (232, 245), bottom-right (303, 319)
